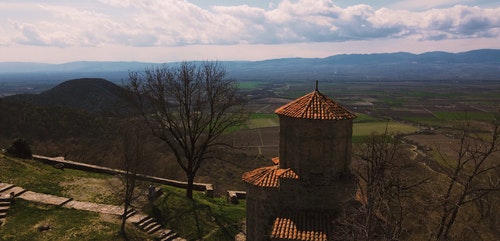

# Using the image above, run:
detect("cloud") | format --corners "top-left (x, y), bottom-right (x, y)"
top-left (407, 5), bottom-right (500, 40)
top-left (389, 0), bottom-right (473, 11)
top-left (13, 22), bottom-right (47, 46)
top-left (2, 0), bottom-right (500, 47)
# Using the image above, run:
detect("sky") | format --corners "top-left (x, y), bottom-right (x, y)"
top-left (1, 0), bottom-right (500, 63)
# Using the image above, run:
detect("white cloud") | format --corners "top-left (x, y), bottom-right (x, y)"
top-left (1, 0), bottom-right (499, 48)
top-left (389, 0), bottom-right (473, 11)
top-left (404, 5), bottom-right (500, 40)
top-left (97, 0), bottom-right (133, 8)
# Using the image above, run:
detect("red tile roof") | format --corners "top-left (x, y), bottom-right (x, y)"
top-left (272, 157), bottom-right (280, 165)
top-left (242, 165), bottom-right (299, 188)
top-left (271, 211), bottom-right (333, 241)
top-left (275, 90), bottom-right (356, 120)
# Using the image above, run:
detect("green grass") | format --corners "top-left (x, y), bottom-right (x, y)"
top-left (432, 111), bottom-right (497, 121)
top-left (154, 186), bottom-right (245, 241)
top-left (353, 121), bottom-right (419, 140)
top-left (0, 199), bottom-right (150, 241)
top-left (240, 113), bottom-right (418, 140)
top-left (428, 150), bottom-right (457, 169)
top-left (406, 91), bottom-right (461, 98)
top-left (246, 113), bottom-right (279, 129)
top-left (379, 97), bottom-right (404, 107)
top-left (402, 111), bottom-right (497, 128)
top-left (401, 116), bottom-right (455, 127)
top-left (0, 153), bottom-right (247, 241)
top-left (281, 91), bottom-right (306, 99)
top-left (0, 154), bottom-right (112, 196)
top-left (354, 113), bottom-right (383, 123)
top-left (406, 91), bottom-right (434, 97)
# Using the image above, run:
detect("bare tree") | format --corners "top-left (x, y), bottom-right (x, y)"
top-left (336, 128), bottom-right (428, 240)
top-left (128, 61), bottom-right (246, 199)
top-left (119, 122), bottom-right (149, 236)
top-left (430, 117), bottom-right (500, 241)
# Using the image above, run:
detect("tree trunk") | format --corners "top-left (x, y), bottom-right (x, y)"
top-left (186, 173), bottom-right (195, 199)
top-left (121, 202), bottom-right (128, 235)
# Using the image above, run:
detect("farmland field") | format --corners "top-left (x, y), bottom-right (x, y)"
top-left (245, 113), bottom-right (279, 129)
top-left (239, 79), bottom-right (500, 159)
top-left (353, 121), bottom-right (418, 137)
top-left (235, 112), bottom-right (419, 159)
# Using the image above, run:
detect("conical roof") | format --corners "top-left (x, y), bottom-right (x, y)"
top-left (275, 84), bottom-right (356, 120)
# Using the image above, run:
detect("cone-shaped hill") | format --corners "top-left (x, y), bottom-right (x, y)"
top-left (3, 78), bottom-right (132, 114)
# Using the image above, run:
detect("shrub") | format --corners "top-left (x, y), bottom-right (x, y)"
top-left (6, 138), bottom-right (32, 159)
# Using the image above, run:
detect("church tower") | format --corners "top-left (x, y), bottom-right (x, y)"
top-left (275, 81), bottom-right (356, 184)
top-left (243, 83), bottom-right (356, 241)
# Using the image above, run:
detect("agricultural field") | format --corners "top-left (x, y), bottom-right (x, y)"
top-left (237, 79), bottom-right (500, 159)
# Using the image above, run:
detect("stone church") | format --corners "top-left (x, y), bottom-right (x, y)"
top-left (243, 83), bottom-right (357, 241)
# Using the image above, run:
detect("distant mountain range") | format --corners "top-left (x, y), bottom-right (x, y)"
top-left (1, 49), bottom-right (500, 82)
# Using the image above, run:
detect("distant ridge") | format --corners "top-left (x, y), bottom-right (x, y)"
top-left (1, 49), bottom-right (500, 81)
top-left (3, 78), bottom-right (132, 114)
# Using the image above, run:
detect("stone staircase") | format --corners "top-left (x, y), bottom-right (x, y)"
top-left (0, 195), bottom-right (10, 225)
top-left (0, 182), bottom-right (27, 226)
top-left (134, 216), bottom-right (184, 241)
top-left (122, 208), bottom-right (137, 220)
top-left (0, 181), bottom-right (186, 240)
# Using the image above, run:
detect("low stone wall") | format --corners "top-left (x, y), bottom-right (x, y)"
top-left (32, 155), bottom-right (214, 197)
top-left (227, 190), bottom-right (246, 204)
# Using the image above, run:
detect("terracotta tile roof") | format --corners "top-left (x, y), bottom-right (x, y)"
top-left (242, 165), bottom-right (299, 188)
top-left (271, 211), bottom-right (333, 241)
top-left (275, 90), bottom-right (356, 120)
top-left (272, 157), bottom-right (280, 165)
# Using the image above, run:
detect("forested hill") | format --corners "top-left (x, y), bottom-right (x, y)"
top-left (2, 78), bottom-right (132, 114)
top-left (0, 78), bottom-right (130, 154)
top-left (1, 49), bottom-right (500, 82)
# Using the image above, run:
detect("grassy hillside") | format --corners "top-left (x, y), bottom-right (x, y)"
top-left (0, 153), bottom-right (119, 203)
top-left (1, 200), bottom-right (150, 241)
top-left (0, 153), bottom-right (247, 241)
top-left (0, 153), bottom-right (152, 240)
top-left (154, 186), bottom-right (246, 241)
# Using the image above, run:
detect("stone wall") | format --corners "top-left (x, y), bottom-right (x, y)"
top-left (245, 184), bottom-right (280, 241)
top-left (278, 177), bottom-right (356, 212)
top-left (245, 174), bottom-right (356, 241)
top-left (279, 116), bottom-right (353, 182)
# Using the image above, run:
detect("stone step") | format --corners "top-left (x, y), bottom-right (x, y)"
top-left (0, 213), bottom-right (6, 218)
top-left (142, 221), bottom-right (160, 233)
top-left (0, 201), bottom-right (10, 207)
top-left (124, 209), bottom-right (136, 219)
top-left (136, 216), bottom-right (151, 225)
top-left (0, 196), bottom-right (12, 202)
top-left (160, 230), bottom-right (181, 241)
top-left (134, 216), bottom-right (149, 225)
top-left (58, 198), bottom-right (73, 207)
top-left (160, 232), bottom-right (179, 241)
top-left (137, 217), bottom-right (154, 229)
top-left (146, 223), bottom-right (162, 234)
top-left (158, 230), bottom-right (176, 239)
top-left (0, 185), bottom-right (27, 200)
top-left (5, 186), bottom-right (26, 197)
top-left (0, 206), bottom-right (9, 212)
top-left (0, 183), bottom-right (15, 193)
